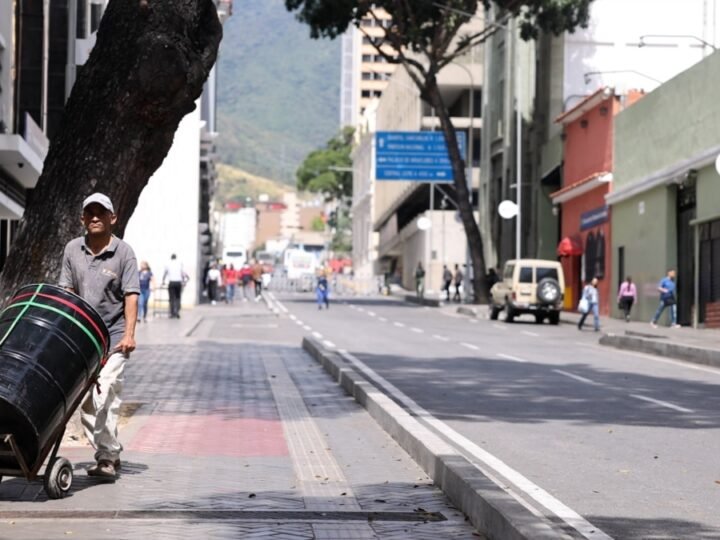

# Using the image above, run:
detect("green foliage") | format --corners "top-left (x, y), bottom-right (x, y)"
top-left (310, 215), bottom-right (326, 231)
top-left (296, 127), bottom-right (354, 200)
top-left (330, 207), bottom-right (352, 254)
top-left (284, 1), bottom-right (594, 50)
top-left (217, 0), bottom-right (341, 185)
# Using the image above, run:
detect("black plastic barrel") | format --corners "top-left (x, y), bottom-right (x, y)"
top-left (0, 284), bottom-right (109, 470)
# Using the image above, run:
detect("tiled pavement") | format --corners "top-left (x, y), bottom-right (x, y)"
top-left (0, 301), bottom-right (481, 539)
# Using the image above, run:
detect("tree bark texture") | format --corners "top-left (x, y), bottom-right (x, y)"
top-left (425, 77), bottom-right (489, 304)
top-left (0, 0), bottom-right (222, 300)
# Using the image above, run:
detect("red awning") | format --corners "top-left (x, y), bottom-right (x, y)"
top-left (557, 236), bottom-right (583, 257)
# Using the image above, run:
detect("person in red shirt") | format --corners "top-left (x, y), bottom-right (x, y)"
top-left (223, 264), bottom-right (239, 304)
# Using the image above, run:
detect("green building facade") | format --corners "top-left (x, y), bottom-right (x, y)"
top-left (608, 51), bottom-right (720, 327)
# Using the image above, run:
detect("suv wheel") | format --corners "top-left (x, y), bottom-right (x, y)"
top-left (490, 305), bottom-right (501, 320)
top-left (537, 278), bottom-right (561, 304)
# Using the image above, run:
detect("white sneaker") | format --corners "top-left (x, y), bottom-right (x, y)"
top-left (211, 300), bottom-right (217, 305)
top-left (650, 322), bottom-right (657, 328)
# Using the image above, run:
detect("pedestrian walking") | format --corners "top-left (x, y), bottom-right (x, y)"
top-left (578, 277), bottom-right (600, 331)
top-left (316, 274), bottom-right (330, 310)
top-left (138, 261), bottom-right (154, 322)
top-left (651, 269), bottom-right (680, 328)
top-left (59, 192), bottom-right (140, 479)
top-left (485, 267), bottom-right (500, 291)
top-left (206, 263), bottom-right (221, 305)
top-left (223, 264), bottom-right (238, 304)
top-left (617, 276), bottom-right (637, 322)
top-left (453, 264), bottom-right (464, 303)
top-left (240, 262), bottom-right (253, 301)
top-left (442, 265), bottom-right (453, 301)
top-left (415, 262), bottom-right (425, 298)
top-left (252, 259), bottom-right (264, 301)
top-left (162, 253), bottom-right (188, 319)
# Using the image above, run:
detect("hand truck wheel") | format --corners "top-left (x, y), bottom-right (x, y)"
top-left (44, 457), bottom-right (73, 499)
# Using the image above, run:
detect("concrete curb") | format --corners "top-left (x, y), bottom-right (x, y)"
top-left (599, 333), bottom-right (720, 368)
top-left (302, 337), bottom-right (567, 540)
top-left (404, 295), bottom-right (443, 307)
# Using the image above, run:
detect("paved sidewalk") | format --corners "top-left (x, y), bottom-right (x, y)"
top-left (0, 300), bottom-right (478, 539)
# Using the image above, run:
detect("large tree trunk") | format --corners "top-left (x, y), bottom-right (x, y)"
top-left (425, 76), bottom-right (488, 304)
top-left (0, 0), bottom-right (222, 300)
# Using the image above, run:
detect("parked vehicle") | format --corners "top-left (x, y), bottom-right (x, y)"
top-left (222, 245), bottom-right (247, 269)
top-left (490, 259), bottom-right (564, 324)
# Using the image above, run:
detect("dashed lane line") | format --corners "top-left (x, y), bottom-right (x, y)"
top-left (323, 340), bottom-right (336, 349)
top-left (629, 394), bottom-right (694, 413)
top-left (460, 342), bottom-right (479, 351)
top-left (492, 324), bottom-right (507, 330)
top-left (433, 335), bottom-right (449, 342)
top-left (312, 331), bottom-right (323, 340)
top-left (553, 370), bottom-right (601, 386)
top-left (497, 353), bottom-right (528, 363)
top-left (379, 317), bottom-right (388, 323)
top-left (522, 331), bottom-right (540, 337)
top-left (393, 322), bottom-right (405, 328)
top-left (368, 311), bottom-right (376, 317)
top-left (410, 327), bottom-right (423, 334)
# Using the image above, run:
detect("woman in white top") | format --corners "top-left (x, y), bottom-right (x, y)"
top-left (578, 277), bottom-right (600, 331)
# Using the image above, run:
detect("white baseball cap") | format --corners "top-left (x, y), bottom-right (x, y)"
top-left (83, 193), bottom-right (114, 213)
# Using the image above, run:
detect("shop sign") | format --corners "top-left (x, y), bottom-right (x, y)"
top-left (580, 206), bottom-right (609, 231)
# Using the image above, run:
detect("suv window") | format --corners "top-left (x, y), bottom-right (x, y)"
top-left (503, 264), bottom-right (514, 280)
top-left (536, 267), bottom-right (558, 282)
top-left (518, 267), bottom-right (533, 283)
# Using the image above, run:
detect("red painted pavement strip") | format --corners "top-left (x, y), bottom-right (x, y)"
top-left (127, 414), bottom-right (289, 457)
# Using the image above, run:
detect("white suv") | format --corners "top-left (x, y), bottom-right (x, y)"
top-left (490, 259), bottom-right (564, 324)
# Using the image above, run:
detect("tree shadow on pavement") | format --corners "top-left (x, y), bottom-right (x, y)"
top-left (348, 351), bottom-right (720, 429)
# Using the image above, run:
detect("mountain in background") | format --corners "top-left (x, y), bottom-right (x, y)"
top-left (216, 0), bottom-right (341, 186)
top-left (215, 163), bottom-right (292, 207)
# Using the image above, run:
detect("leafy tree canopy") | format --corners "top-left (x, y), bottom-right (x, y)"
top-left (296, 126), bottom-right (354, 200)
top-left (285, 1), bottom-right (593, 57)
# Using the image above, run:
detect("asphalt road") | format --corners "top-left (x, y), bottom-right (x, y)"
top-left (268, 290), bottom-right (720, 540)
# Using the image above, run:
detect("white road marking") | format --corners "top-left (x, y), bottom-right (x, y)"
top-left (379, 317), bottom-right (388, 323)
top-left (468, 319), bottom-right (478, 323)
top-left (522, 331), bottom-right (540, 337)
top-left (289, 314), bottom-right (297, 321)
top-left (232, 323), bottom-right (279, 328)
top-left (337, 350), bottom-right (612, 540)
top-left (497, 353), bottom-right (528, 363)
top-left (492, 324), bottom-right (507, 330)
top-left (312, 331), bottom-right (323, 340)
top-left (294, 320), bottom-right (303, 326)
top-left (393, 322), bottom-right (405, 328)
top-left (303, 325), bottom-right (312, 331)
top-left (629, 394), bottom-right (694, 413)
top-left (323, 340), bottom-right (336, 349)
top-left (411, 327), bottom-right (423, 334)
top-left (368, 311), bottom-right (376, 317)
top-left (460, 342), bottom-right (479, 351)
top-left (553, 369), bottom-right (601, 386)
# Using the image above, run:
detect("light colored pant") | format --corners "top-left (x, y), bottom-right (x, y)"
top-left (81, 351), bottom-right (126, 462)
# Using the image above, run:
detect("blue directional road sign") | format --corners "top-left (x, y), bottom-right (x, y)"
top-left (375, 131), bottom-right (466, 182)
